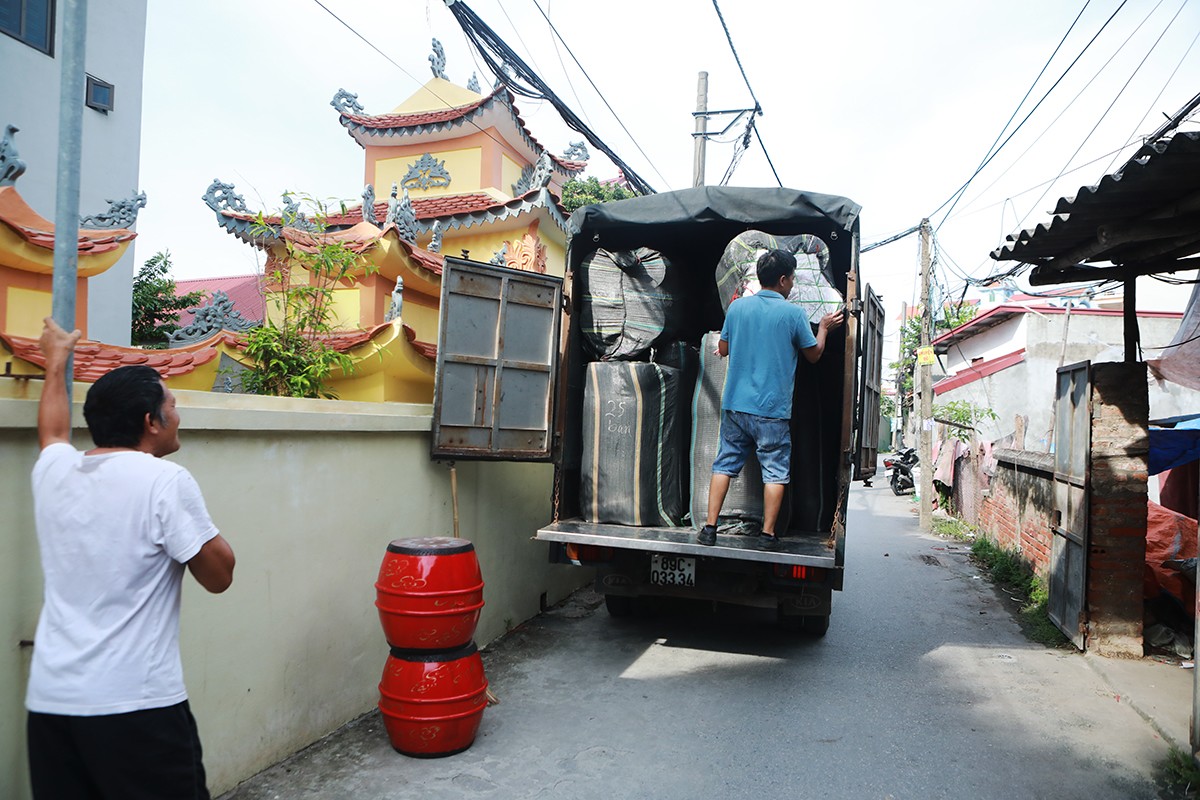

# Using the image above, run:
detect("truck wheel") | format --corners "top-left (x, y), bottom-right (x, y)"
top-left (800, 614), bottom-right (830, 637)
top-left (604, 594), bottom-right (636, 617)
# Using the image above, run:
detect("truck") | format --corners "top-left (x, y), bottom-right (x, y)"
top-left (429, 186), bottom-right (884, 636)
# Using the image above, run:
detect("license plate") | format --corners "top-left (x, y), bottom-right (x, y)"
top-left (650, 555), bottom-right (695, 587)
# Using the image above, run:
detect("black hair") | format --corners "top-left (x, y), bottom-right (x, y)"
top-left (756, 249), bottom-right (797, 289)
top-left (83, 365), bottom-right (166, 448)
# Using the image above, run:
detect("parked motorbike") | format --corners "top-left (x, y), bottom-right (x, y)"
top-left (883, 448), bottom-right (918, 495)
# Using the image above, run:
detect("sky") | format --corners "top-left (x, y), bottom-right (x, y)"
top-left (135, 0), bottom-right (1200, 354)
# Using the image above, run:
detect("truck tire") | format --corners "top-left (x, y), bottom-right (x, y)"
top-left (604, 594), bottom-right (636, 617)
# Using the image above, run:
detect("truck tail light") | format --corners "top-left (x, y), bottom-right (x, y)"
top-left (773, 564), bottom-right (823, 581)
top-left (566, 544), bottom-right (614, 564)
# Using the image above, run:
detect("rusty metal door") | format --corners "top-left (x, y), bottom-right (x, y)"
top-left (854, 283), bottom-right (885, 480)
top-left (1049, 361), bottom-right (1090, 650)
top-left (430, 257), bottom-right (563, 461)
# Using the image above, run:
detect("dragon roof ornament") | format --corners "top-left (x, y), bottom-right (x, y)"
top-left (330, 88), bottom-right (365, 116)
top-left (79, 190), bottom-right (147, 228)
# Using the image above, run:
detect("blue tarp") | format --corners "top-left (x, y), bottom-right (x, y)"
top-left (1149, 416), bottom-right (1200, 475)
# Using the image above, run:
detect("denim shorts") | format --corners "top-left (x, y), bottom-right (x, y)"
top-left (711, 409), bottom-right (792, 484)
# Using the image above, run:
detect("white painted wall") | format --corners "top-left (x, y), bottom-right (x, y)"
top-left (934, 312), bottom-right (1200, 450)
top-left (0, 383), bottom-right (588, 798)
top-left (0, 0), bottom-right (148, 345)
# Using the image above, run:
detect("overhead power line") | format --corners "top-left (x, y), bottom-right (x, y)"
top-left (931, 0), bottom-right (1129, 230)
top-left (446, 0), bottom-right (657, 194)
top-left (710, 0), bottom-right (782, 187)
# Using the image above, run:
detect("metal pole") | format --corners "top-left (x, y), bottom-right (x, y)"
top-left (918, 220), bottom-right (934, 530)
top-left (52, 0), bottom-right (88, 418)
top-left (895, 301), bottom-right (906, 451)
top-left (692, 72), bottom-right (708, 188)
top-left (1123, 277), bottom-right (1139, 363)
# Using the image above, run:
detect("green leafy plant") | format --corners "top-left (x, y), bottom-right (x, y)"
top-left (970, 536), bottom-right (1069, 648)
top-left (241, 196), bottom-right (375, 399)
top-left (1161, 746), bottom-right (1200, 796)
top-left (934, 399), bottom-right (999, 443)
top-left (131, 250), bottom-right (203, 348)
top-left (561, 176), bottom-right (637, 214)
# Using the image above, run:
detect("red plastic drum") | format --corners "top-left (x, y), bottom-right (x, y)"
top-left (378, 642), bottom-right (488, 757)
top-left (375, 538), bottom-right (485, 650)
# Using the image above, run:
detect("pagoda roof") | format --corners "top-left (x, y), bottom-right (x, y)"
top-left (211, 187), bottom-right (569, 248)
top-left (335, 85), bottom-right (587, 179)
top-left (0, 186), bottom-right (136, 276)
top-left (2, 331), bottom-right (224, 383)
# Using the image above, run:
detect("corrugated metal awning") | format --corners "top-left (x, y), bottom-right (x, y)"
top-left (991, 131), bottom-right (1200, 285)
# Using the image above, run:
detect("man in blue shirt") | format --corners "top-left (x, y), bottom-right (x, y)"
top-left (697, 249), bottom-right (844, 550)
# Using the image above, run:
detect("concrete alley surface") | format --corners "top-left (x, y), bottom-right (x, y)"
top-left (217, 481), bottom-right (1193, 800)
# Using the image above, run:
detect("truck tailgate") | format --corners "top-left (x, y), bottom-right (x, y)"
top-left (536, 520), bottom-right (838, 569)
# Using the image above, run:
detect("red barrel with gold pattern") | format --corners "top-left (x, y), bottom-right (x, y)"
top-left (378, 642), bottom-right (488, 757)
top-left (375, 537), bottom-right (485, 650)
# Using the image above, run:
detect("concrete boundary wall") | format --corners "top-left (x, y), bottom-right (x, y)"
top-left (0, 380), bottom-right (588, 798)
top-left (976, 449), bottom-right (1056, 577)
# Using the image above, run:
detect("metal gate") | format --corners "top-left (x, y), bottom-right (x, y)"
top-left (853, 284), bottom-right (885, 480)
top-left (1049, 361), bottom-right (1090, 650)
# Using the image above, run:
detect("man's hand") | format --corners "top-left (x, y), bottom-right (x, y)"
top-left (39, 317), bottom-right (82, 368)
top-left (819, 309), bottom-right (845, 332)
top-left (37, 317), bottom-right (82, 448)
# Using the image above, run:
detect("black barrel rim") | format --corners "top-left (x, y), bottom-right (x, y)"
top-left (388, 640), bottom-right (478, 662)
top-left (386, 537), bottom-right (475, 556)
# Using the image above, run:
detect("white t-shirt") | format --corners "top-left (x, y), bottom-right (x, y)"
top-left (26, 443), bottom-right (219, 716)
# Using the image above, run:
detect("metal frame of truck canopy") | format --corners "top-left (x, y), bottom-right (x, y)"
top-left (543, 186), bottom-right (870, 593)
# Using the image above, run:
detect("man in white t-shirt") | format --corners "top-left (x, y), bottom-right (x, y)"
top-left (27, 318), bottom-right (235, 799)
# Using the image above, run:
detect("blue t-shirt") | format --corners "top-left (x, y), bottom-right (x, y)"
top-left (720, 290), bottom-right (818, 419)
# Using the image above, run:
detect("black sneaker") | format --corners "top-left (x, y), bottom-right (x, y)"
top-left (758, 532), bottom-right (782, 551)
top-left (697, 525), bottom-right (717, 546)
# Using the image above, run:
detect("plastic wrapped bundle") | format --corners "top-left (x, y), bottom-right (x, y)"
top-left (580, 247), bottom-right (679, 361)
top-left (715, 230), bottom-right (843, 323)
top-left (653, 340), bottom-right (700, 512)
top-left (581, 362), bottom-right (682, 526)
top-left (690, 332), bottom-right (763, 527)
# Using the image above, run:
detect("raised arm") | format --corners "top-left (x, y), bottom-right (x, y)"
top-left (37, 317), bottom-right (82, 449)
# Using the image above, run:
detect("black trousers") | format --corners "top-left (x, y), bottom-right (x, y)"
top-left (27, 700), bottom-right (210, 800)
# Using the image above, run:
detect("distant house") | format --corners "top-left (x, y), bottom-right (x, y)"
top-left (0, 0), bottom-right (149, 345)
top-left (930, 303), bottom-right (1199, 450)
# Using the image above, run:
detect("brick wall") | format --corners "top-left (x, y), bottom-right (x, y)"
top-left (1086, 361), bottom-right (1148, 658)
top-left (975, 448), bottom-right (1055, 578)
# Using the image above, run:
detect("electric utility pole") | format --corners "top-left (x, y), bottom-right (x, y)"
top-left (693, 72), bottom-right (708, 187)
top-left (895, 301), bottom-right (906, 451)
top-left (918, 219), bottom-right (934, 530)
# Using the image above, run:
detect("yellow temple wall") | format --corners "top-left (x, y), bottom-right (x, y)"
top-left (0, 380), bottom-right (587, 800)
top-left (371, 146), bottom-right (483, 199)
top-left (0, 270), bottom-right (88, 338)
top-left (501, 152), bottom-right (523, 197)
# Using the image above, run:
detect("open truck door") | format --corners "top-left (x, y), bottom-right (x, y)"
top-left (854, 283), bottom-right (886, 481)
top-left (430, 257), bottom-right (563, 462)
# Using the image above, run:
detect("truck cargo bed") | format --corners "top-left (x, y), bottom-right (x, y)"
top-left (536, 520), bottom-right (837, 568)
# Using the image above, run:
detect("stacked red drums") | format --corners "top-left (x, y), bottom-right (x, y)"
top-left (374, 537), bottom-right (488, 757)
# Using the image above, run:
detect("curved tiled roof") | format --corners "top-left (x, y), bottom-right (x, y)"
top-left (2, 332), bottom-right (225, 383)
top-left (213, 188), bottom-right (568, 245)
top-left (336, 87), bottom-right (586, 178)
top-left (0, 186), bottom-right (136, 256)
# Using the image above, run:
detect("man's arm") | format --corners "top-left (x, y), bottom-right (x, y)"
top-left (37, 317), bottom-right (82, 449)
top-left (187, 534), bottom-right (236, 593)
top-left (717, 338), bottom-right (729, 358)
top-left (800, 309), bottom-right (845, 364)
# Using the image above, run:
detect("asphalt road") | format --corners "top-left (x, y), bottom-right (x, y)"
top-left (219, 481), bottom-right (1180, 800)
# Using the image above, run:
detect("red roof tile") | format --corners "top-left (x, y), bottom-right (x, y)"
top-left (0, 186), bottom-right (136, 255)
top-left (2, 333), bottom-right (225, 383)
top-left (176, 274), bottom-right (267, 327)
